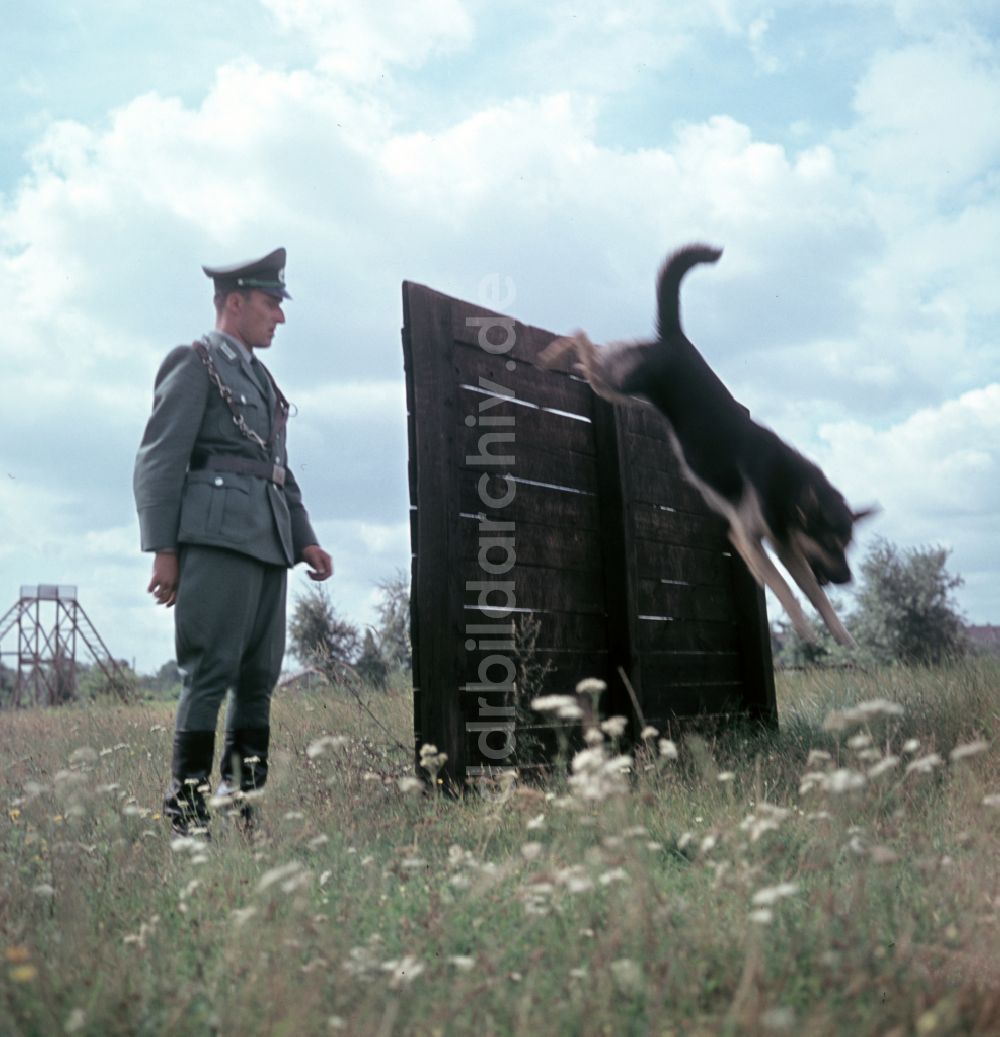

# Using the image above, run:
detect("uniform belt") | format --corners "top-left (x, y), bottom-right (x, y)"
top-left (190, 455), bottom-right (286, 487)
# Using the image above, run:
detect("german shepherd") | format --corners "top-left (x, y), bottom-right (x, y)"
top-left (538, 244), bottom-right (874, 646)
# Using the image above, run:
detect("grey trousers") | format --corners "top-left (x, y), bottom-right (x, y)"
top-left (173, 545), bottom-right (287, 733)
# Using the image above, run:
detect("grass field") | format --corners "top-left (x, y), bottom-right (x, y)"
top-left (2, 660), bottom-right (999, 1036)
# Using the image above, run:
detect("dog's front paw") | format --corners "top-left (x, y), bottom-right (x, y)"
top-left (537, 331), bottom-right (591, 371)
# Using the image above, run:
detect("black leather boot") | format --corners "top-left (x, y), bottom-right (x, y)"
top-left (163, 730), bottom-right (215, 837)
top-left (216, 726), bottom-right (270, 831)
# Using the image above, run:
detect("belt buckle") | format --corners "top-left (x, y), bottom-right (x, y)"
top-left (272, 464), bottom-right (286, 487)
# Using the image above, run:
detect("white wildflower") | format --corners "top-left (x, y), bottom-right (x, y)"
top-left (32, 884), bottom-right (55, 898)
top-left (867, 756), bottom-right (900, 779)
top-left (306, 735), bottom-right (349, 759)
top-left (902, 738), bottom-right (920, 754)
top-left (449, 955), bottom-right (476, 972)
top-left (717, 771), bottom-right (735, 783)
top-left (397, 776), bottom-right (423, 795)
top-left (231, 906), bottom-right (258, 928)
top-left (575, 678), bottom-right (606, 697)
top-left (750, 908), bottom-right (774, 924)
top-left (658, 738), bottom-right (679, 760)
top-left (65, 1008), bottom-right (86, 1034)
top-left (826, 768), bottom-right (866, 794)
top-left (950, 740), bottom-right (989, 762)
top-left (823, 699), bottom-right (904, 732)
top-left (599, 867), bottom-right (629, 886)
top-left (905, 753), bottom-right (943, 776)
top-left (752, 882), bottom-right (800, 907)
top-left (981, 794), bottom-right (1000, 808)
top-left (600, 716), bottom-right (628, 739)
top-left (382, 955), bottom-right (425, 988)
top-left (806, 749), bottom-right (833, 768)
top-left (257, 861), bottom-right (307, 894)
top-left (526, 813), bottom-right (545, 831)
top-left (610, 958), bottom-right (644, 996)
top-left (640, 725), bottom-right (659, 740)
top-left (520, 842), bottom-right (543, 861)
top-left (530, 695), bottom-right (578, 715)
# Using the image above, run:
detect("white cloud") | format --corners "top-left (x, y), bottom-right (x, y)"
top-left (840, 30), bottom-right (1000, 198)
top-left (260, 0), bottom-right (475, 80)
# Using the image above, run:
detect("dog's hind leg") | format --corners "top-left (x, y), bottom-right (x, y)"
top-left (772, 543), bottom-right (855, 648)
top-left (726, 526), bottom-right (820, 644)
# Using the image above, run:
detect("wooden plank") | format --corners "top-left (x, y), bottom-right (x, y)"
top-left (457, 514), bottom-right (603, 574)
top-left (625, 457), bottom-right (713, 513)
top-left (641, 650), bottom-right (744, 686)
top-left (456, 340), bottom-right (595, 417)
top-left (592, 397), bottom-right (642, 725)
top-left (458, 430), bottom-right (600, 495)
top-left (633, 540), bottom-right (734, 587)
top-left (458, 471), bottom-right (601, 531)
top-left (462, 562), bottom-right (605, 615)
top-left (403, 282), bottom-right (467, 780)
top-left (635, 617), bottom-right (742, 653)
top-left (457, 385), bottom-right (595, 457)
top-left (450, 300), bottom-right (569, 371)
top-left (459, 607), bottom-right (608, 653)
top-left (637, 580), bottom-right (738, 624)
top-left (632, 502), bottom-right (729, 549)
top-left (642, 683), bottom-right (749, 720)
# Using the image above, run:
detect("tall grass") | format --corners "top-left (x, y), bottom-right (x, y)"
top-left (1, 659), bottom-right (998, 1035)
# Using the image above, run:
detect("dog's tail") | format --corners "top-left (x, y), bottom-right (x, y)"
top-left (656, 243), bottom-right (723, 338)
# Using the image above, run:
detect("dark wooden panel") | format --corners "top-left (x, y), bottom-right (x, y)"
top-left (403, 282), bottom-right (466, 778)
top-left (625, 456), bottom-right (713, 513)
top-left (637, 580), bottom-right (739, 623)
top-left (457, 514), bottom-right (603, 574)
top-left (624, 401), bottom-right (676, 440)
top-left (459, 430), bottom-right (599, 494)
top-left (456, 340), bottom-right (595, 417)
top-left (459, 607), bottom-right (608, 653)
top-left (643, 683), bottom-right (749, 719)
top-left (635, 617), bottom-right (742, 653)
top-left (641, 650), bottom-right (744, 686)
top-left (405, 279), bottom-right (776, 782)
top-left (457, 385), bottom-right (595, 457)
top-left (634, 540), bottom-right (733, 587)
top-left (462, 562), bottom-right (605, 615)
top-left (451, 304), bottom-right (569, 371)
top-left (632, 502), bottom-right (729, 549)
top-left (458, 471), bottom-right (601, 530)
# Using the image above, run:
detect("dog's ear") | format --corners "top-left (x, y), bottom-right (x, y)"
top-left (851, 504), bottom-right (880, 525)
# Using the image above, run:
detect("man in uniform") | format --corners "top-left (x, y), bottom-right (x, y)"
top-left (134, 248), bottom-right (333, 835)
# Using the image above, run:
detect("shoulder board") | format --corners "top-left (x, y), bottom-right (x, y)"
top-left (218, 341), bottom-right (237, 361)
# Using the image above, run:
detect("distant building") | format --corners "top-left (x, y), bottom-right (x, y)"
top-left (965, 625), bottom-right (1000, 656)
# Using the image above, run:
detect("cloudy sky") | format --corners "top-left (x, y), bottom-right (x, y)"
top-left (2, 0), bottom-right (998, 673)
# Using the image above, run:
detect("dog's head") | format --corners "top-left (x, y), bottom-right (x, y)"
top-left (792, 485), bottom-right (877, 586)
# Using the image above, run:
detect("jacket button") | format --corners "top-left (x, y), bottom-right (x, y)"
top-left (214, 477), bottom-right (224, 487)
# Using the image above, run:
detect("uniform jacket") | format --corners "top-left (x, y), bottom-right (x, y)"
top-left (134, 331), bottom-right (318, 567)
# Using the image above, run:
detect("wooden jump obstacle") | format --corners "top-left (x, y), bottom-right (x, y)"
top-left (402, 281), bottom-right (776, 784)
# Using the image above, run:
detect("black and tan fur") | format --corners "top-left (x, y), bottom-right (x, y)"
top-left (538, 244), bottom-right (874, 646)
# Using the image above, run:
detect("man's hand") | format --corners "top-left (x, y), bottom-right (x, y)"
top-left (148, 550), bottom-right (179, 607)
top-left (301, 544), bottom-right (333, 582)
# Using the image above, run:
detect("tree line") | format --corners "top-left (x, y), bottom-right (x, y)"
top-left (773, 537), bottom-right (970, 667)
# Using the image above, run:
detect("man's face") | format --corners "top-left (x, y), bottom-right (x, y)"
top-left (234, 289), bottom-right (285, 349)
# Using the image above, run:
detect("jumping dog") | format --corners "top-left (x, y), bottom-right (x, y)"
top-left (538, 244), bottom-right (874, 646)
